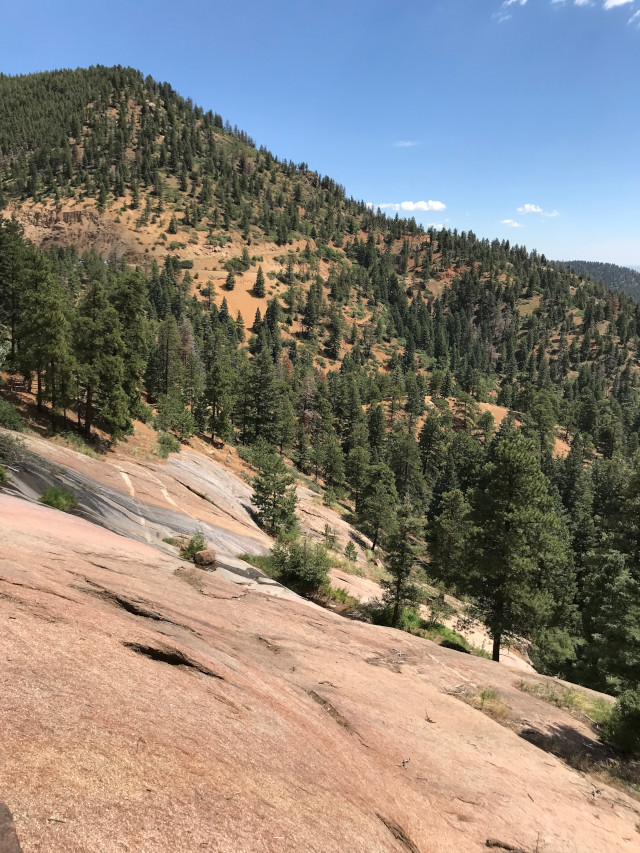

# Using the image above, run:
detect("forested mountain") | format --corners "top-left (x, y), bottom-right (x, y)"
top-left (1, 67), bottom-right (639, 721)
top-left (561, 259), bottom-right (640, 303)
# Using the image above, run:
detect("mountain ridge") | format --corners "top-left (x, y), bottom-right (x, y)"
top-left (1, 64), bottom-right (640, 739)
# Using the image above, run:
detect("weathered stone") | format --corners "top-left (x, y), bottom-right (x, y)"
top-left (194, 548), bottom-right (216, 567)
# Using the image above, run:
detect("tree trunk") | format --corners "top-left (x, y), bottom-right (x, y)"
top-left (391, 586), bottom-right (401, 628)
top-left (84, 386), bottom-right (93, 438)
top-left (36, 371), bottom-right (43, 412)
top-left (492, 632), bottom-right (501, 662)
top-left (492, 588), bottom-right (505, 662)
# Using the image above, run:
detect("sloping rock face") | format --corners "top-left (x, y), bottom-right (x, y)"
top-left (1, 493), bottom-right (639, 853)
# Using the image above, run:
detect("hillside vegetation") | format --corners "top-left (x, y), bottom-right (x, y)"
top-left (561, 259), bottom-right (640, 303)
top-left (1, 67), bottom-right (639, 733)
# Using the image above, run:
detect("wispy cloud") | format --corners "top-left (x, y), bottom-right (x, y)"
top-left (394, 140), bottom-right (418, 148)
top-left (502, 219), bottom-right (524, 228)
top-left (493, 0), bottom-right (527, 21)
top-left (367, 200), bottom-right (447, 213)
top-left (629, 8), bottom-right (640, 23)
top-left (553, 0), bottom-right (638, 12)
top-left (517, 202), bottom-right (559, 217)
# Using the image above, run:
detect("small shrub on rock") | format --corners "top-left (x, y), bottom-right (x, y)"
top-left (603, 687), bottom-right (640, 756)
top-left (39, 486), bottom-right (78, 513)
top-left (182, 532), bottom-right (206, 561)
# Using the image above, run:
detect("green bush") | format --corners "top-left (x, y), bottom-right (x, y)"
top-left (0, 433), bottom-right (25, 465)
top-left (155, 431), bottom-right (181, 459)
top-left (0, 464), bottom-right (7, 485)
top-left (155, 390), bottom-right (194, 439)
top-left (344, 541), bottom-right (357, 562)
top-left (269, 539), bottom-right (331, 595)
top-left (0, 398), bottom-right (24, 431)
top-left (39, 486), bottom-right (78, 513)
top-left (602, 687), bottom-right (640, 755)
top-left (181, 532), bottom-right (206, 561)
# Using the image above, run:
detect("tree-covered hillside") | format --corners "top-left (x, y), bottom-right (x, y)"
top-left (1, 67), bottom-right (640, 719)
top-left (561, 260), bottom-right (640, 303)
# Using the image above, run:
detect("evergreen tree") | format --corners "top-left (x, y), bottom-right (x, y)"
top-left (74, 279), bottom-right (130, 438)
top-left (462, 431), bottom-right (575, 661)
top-left (359, 462), bottom-right (399, 550)
top-left (251, 444), bottom-right (298, 536)
top-left (382, 502), bottom-right (425, 628)
top-left (19, 254), bottom-right (71, 419)
top-left (254, 265), bottom-right (266, 298)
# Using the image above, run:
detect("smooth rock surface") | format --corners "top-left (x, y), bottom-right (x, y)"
top-left (1, 493), bottom-right (639, 853)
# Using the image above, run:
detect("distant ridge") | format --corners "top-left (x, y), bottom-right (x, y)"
top-left (559, 259), bottom-right (640, 303)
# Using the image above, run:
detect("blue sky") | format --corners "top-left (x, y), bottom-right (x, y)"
top-left (1, 0), bottom-right (638, 265)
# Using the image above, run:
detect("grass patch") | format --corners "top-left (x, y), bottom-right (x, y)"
top-left (516, 680), bottom-right (613, 726)
top-left (51, 431), bottom-right (101, 459)
top-left (466, 687), bottom-right (512, 722)
top-left (0, 464), bottom-right (7, 485)
top-left (415, 622), bottom-right (492, 659)
top-left (238, 552), bottom-right (274, 573)
top-left (39, 486), bottom-right (78, 513)
top-left (320, 583), bottom-right (359, 608)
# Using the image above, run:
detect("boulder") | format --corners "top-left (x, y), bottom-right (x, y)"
top-left (194, 548), bottom-right (216, 567)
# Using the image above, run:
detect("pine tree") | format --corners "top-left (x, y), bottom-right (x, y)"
top-left (147, 316), bottom-right (183, 398)
top-left (253, 265), bottom-right (266, 297)
top-left (345, 444), bottom-right (371, 511)
top-left (465, 431), bottom-right (575, 661)
top-left (74, 279), bottom-right (130, 438)
top-left (109, 267), bottom-right (149, 414)
top-left (382, 502), bottom-right (425, 628)
top-left (19, 253), bottom-right (71, 419)
top-left (251, 444), bottom-right (298, 536)
top-left (359, 463), bottom-right (399, 551)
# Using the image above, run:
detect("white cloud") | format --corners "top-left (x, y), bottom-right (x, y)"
top-left (574, 1), bottom-right (591, 6)
top-left (517, 203), bottom-right (559, 217)
top-left (604, 0), bottom-right (633, 8)
top-left (630, 9), bottom-right (640, 24)
top-left (368, 200), bottom-right (447, 213)
top-left (502, 219), bottom-right (524, 228)
top-left (493, 0), bottom-right (527, 23)
top-left (401, 200), bottom-right (446, 212)
top-left (394, 140), bottom-right (418, 148)
top-left (518, 203), bottom-right (543, 214)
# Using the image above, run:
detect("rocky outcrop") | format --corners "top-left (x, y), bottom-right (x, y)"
top-left (1, 492), bottom-right (639, 852)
